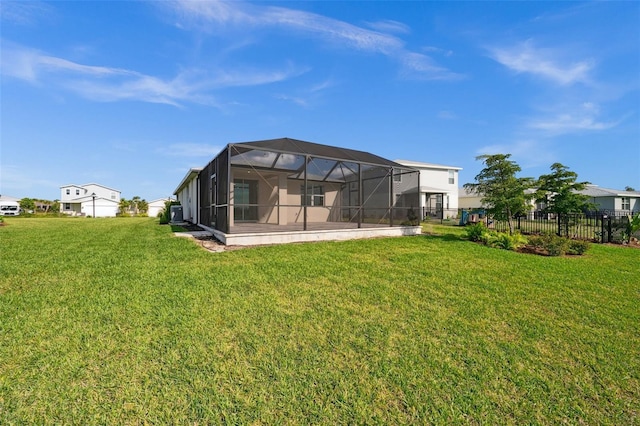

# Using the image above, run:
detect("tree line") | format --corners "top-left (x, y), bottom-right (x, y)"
top-left (15, 196), bottom-right (149, 216)
top-left (463, 154), bottom-right (595, 235)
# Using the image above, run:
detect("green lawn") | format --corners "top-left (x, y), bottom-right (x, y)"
top-left (1, 218), bottom-right (638, 424)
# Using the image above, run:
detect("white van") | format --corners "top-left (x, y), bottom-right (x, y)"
top-left (0, 201), bottom-right (21, 216)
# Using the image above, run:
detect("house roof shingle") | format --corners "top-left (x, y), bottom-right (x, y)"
top-left (233, 137), bottom-right (408, 169)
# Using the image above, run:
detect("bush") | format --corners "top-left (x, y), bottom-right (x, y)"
top-left (401, 207), bottom-right (420, 226)
top-left (545, 236), bottom-right (568, 256)
top-left (567, 239), bottom-right (591, 255)
top-left (466, 223), bottom-right (526, 251)
top-left (465, 222), bottom-right (487, 242)
top-left (527, 234), bottom-right (545, 249)
top-left (486, 232), bottom-right (527, 251)
top-left (527, 232), bottom-right (569, 256)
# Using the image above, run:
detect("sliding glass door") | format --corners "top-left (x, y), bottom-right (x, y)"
top-left (233, 179), bottom-right (258, 222)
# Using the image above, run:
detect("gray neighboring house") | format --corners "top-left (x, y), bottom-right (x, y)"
top-left (578, 185), bottom-right (640, 214)
top-left (459, 184), bottom-right (640, 215)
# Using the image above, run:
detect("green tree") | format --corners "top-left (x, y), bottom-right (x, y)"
top-left (131, 196), bottom-right (141, 215)
top-left (625, 186), bottom-right (636, 192)
top-left (535, 163), bottom-right (592, 214)
top-left (119, 198), bottom-right (131, 215)
top-left (138, 199), bottom-right (148, 214)
top-left (19, 198), bottom-right (36, 213)
top-left (464, 154), bottom-right (535, 234)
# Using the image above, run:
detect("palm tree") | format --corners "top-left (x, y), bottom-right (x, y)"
top-left (131, 196), bottom-right (141, 215)
top-left (119, 198), bottom-right (131, 216)
top-left (138, 199), bottom-right (149, 215)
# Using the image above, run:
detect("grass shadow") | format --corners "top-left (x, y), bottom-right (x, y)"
top-left (423, 232), bottom-right (467, 242)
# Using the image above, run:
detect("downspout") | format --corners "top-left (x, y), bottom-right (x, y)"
top-left (303, 155), bottom-right (308, 231)
top-left (358, 163), bottom-right (362, 228)
top-left (389, 167), bottom-right (394, 227)
top-left (227, 145), bottom-right (232, 234)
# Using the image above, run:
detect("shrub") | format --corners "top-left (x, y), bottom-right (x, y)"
top-left (527, 234), bottom-right (545, 249)
top-left (483, 231), bottom-right (527, 251)
top-left (545, 236), bottom-right (568, 256)
top-left (465, 222), bottom-right (487, 242)
top-left (533, 233), bottom-right (568, 256)
top-left (567, 239), bottom-right (591, 255)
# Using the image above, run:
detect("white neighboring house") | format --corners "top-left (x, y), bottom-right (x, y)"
top-left (173, 168), bottom-right (202, 224)
top-left (60, 183), bottom-right (120, 217)
top-left (395, 160), bottom-right (462, 219)
top-left (147, 198), bottom-right (175, 218)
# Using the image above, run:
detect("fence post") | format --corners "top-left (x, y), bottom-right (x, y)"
top-left (601, 215), bottom-right (606, 243)
top-left (557, 214), bottom-right (561, 236)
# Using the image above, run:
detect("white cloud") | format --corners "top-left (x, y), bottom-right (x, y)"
top-left (476, 140), bottom-right (556, 169)
top-left (0, 1), bottom-right (53, 26)
top-left (0, 42), bottom-right (306, 106)
top-left (165, 0), bottom-right (462, 80)
top-left (488, 40), bottom-right (594, 85)
top-left (423, 46), bottom-right (453, 57)
top-left (0, 164), bottom-right (60, 197)
top-left (527, 102), bottom-right (627, 135)
top-left (437, 110), bottom-right (457, 120)
top-left (365, 19), bottom-right (410, 35)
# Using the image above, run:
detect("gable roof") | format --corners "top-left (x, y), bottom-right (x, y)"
top-left (174, 168), bottom-right (203, 195)
top-left (577, 185), bottom-right (640, 198)
top-left (395, 159), bottom-right (462, 170)
top-left (60, 183), bottom-right (121, 193)
top-left (232, 137), bottom-right (408, 168)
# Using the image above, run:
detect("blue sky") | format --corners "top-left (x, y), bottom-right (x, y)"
top-left (1, 1), bottom-right (639, 201)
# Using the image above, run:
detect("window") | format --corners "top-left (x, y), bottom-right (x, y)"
top-left (301, 185), bottom-right (324, 206)
top-left (111, 192), bottom-right (116, 200)
top-left (448, 170), bottom-right (455, 185)
top-left (64, 203), bottom-right (70, 210)
top-left (393, 170), bottom-right (402, 182)
top-left (234, 179), bottom-right (258, 221)
top-left (66, 189), bottom-right (70, 195)
top-left (621, 197), bottom-right (631, 210)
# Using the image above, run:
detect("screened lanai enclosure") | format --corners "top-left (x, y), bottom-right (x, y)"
top-left (198, 138), bottom-right (420, 235)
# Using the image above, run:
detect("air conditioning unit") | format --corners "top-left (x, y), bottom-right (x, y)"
top-left (170, 205), bottom-right (183, 223)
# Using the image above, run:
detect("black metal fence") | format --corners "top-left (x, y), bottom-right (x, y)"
top-left (491, 211), bottom-right (639, 243)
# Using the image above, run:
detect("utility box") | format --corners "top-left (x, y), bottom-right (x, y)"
top-left (170, 205), bottom-right (183, 223)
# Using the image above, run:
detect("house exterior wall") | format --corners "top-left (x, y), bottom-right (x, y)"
top-left (176, 178), bottom-right (199, 223)
top-left (148, 198), bottom-right (174, 218)
top-left (395, 161), bottom-right (461, 219)
top-left (79, 199), bottom-right (119, 217)
top-left (285, 180), bottom-right (341, 224)
top-left (458, 194), bottom-right (483, 209)
top-left (228, 168), bottom-right (342, 225)
top-left (60, 183), bottom-right (120, 217)
top-left (590, 196), bottom-right (615, 212)
top-left (589, 196), bottom-right (640, 213)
